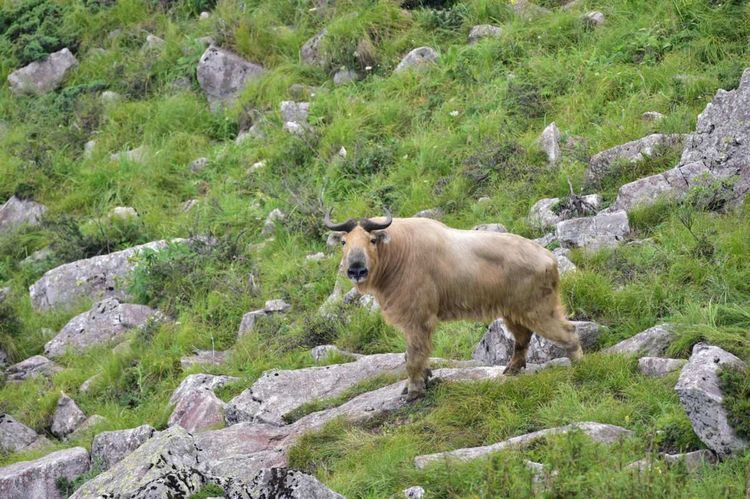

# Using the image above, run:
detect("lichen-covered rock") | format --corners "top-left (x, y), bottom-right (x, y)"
top-left (606, 325), bottom-right (674, 357)
top-left (553, 248), bottom-right (577, 274)
top-left (675, 344), bottom-right (748, 457)
top-left (539, 122), bottom-right (561, 165)
top-left (262, 208), bottom-right (286, 236)
top-left (556, 210), bottom-right (629, 250)
top-left (51, 392), bottom-right (87, 439)
top-left (91, 424), bottom-right (157, 470)
top-left (0, 414), bottom-right (40, 453)
top-left (224, 468), bottom-right (344, 498)
top-left (7, 48), bottom-right (78, 96)
top-left (238, 298), bottom-right (291, 336)
top-left (169, 389), bottom-right (226, 433)
top-left (394, 47), bottom-right (439, 73)
top-left (170, 374), bottom-right (238, 406)
top-left (44, 298), bottom-right (159, 358)
top-left (468, 25), bottom-right (502, 44)
top-left (638, 357), bottom-right (687, 377)
top-left (197, 47), bottom-right (265, 110)
top-left (0, 196), bottom-right (46, 234)
top-left (5, 355), bottom-right (62, 382)
top-left (0, 447), bottom-right (89, 499)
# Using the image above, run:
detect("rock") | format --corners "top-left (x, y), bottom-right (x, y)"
top-left (225, 468), bottom-right (344, 498)
top-left (181, 349), bottom-right (229, 368)
top-left (44, 298), bottom-right (159, 358)
top-left (225, 352), bottom-right (407, 425)
top-left (613, 161), bottom-right (715, 212)
top-left (0, 447), bottom-right (89, 499)
top-left (79, 373), bottom-right (101, 394)
top-left (170, 374), bottom-right (238, 407)
top-left (403, 486), bottom-right (426, 498)
top-left (51, 392), bottom-right (87, 439)
top-left (472, 320), bottom-right (600, 366)
top-left (0, 196), bottom-right (47, 234)
top-left (109, 206), bottom-right (138, 219)
top-left (0, 414), bottom-right (40, 453)
top-left (7, 48), bottom-right (78, 96)
top-left (306, 252), bottom-right (326, 262)
top-left (189, 157), bottom-right (209, 173)
top-left (528, 194), bottom-right (602, 230)
top-left (394, 47), bottom-right (439, 74)
top-left (626, 449), bottom-right (717, 474)
top-left (83, 140), bottom-right (96, 158)
top-left (414, 422), bottom-right (633, 469)
top-left (262, 208), bottom-right (286, 236)
top-left (310, 345), bottom-right (362, 363)
top-left (5, 355), bottom-right (62, 382)
top-left (539, 122), bottom-right (561, 165)
top-left (510, 0), bottom-right (551, 20)
top-left (413, 207), bottom-right (443, 219)
top-left (0, 287), bottom-right (10, 303)
top-left (638, 357), bottom-right (687, 377)
top-left (283, 121), bottom-right (308, 136)
top-left (111, 145), bottom-right (148, 163)
top-left (583, 11), bottom-right (605, 26)
top-left (472, 223), bottom-right (507, 233)
top-left (238, 298), bottom-right (291, 337)
top-left (675, 343), bottom-right (748, 457)
top-left (199, 11), bottom-right (210, 19)
top-left (300, 29), bottom-right (328, 67)
top-left (534, 232), bottom-right (557, 248)
top-left (143, 34), bottom-right (165, 51)
top-left (525, 460), bottom-right (558, 493)
top-left (29, 238), bottom-right (179, 311)
top-left (333, 68), bottom-right (360, 86)
top-left (91, 425), bottom-right (157, 470)
top-left (197, 46), bottom-right (265, 110)
top-left (642, 111), bottom-right (665, 122)
top-left (265, 298), bottom-right (291, 313)
top-left (584, 134), bottom-right (684, 187)
top-left (606, 325), bottom-right (675, 357)
top-left (100, 90), bottom-right (121, 104)
top-left (280, 101), bottom-right (310, 124)
top-left (342, 288), bottom-right (380, 312)
top-left (182, 199), bottom-right (199, 212)
top-left (70, 426), bottom-right (204, 498)
top-left (554, 248), bottom-right (577, 274)
top-left (21, 247), bottom-right (53, 266)
top-left (556, 210), bottom-right (629, 250)
top-left (68, 414), bottom-right (107, 439)
top-left (169, 388), bottom-right (227, 433)
top-left (468, 24), bottom-right (502, 44)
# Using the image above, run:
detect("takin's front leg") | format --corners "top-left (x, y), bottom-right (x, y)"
top-left (401, 322), bottom-right (435, 401)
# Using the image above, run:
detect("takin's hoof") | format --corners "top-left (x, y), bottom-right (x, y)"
top-left (567, 344), bottom-right (584, 363)
top-left (404, 389), bottom-right (426, 402)
top-left (503, 363), bottom-right (525, 376)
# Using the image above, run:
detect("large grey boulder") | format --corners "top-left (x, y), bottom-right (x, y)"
top-left (70, 426), bottom-right (205, 498)
top-left (556, 210), bottom-right (629, 250)
top-left (414, 422), bottom-right (633, 469)
top-left (0, 447), bottom-right (89, 499)
top-left (7, 48), bottom-right (78, 96)
top-left (0, 196), bottom-right (47, 233)
top-left (0, 414), bottom-right (40, 453)
top-left (675, 343), bottom-right (748, 457)
top-left (394, 47), bottom-right (439, 73)
top-left (584, 134), bottom-right (685, 187)
top-left (51, 392), bottom-right (87, 439)
top-left (224, 468), bottom-right (344, 499)
top-left (29, 239), bottom-right (180, 311)
top-left (197, 47), bottom-right (265, 110)
top-left (606, 325), bottom-right (675, 357)
top-left (472, 320), bottom-right (601, 366)
top-left (44, 298), bottom-right (159, 358)
top-left (168, 374), bottom-right (237, 433)
top-left (538, 122), bottom-right (561, 165)
top-left (91, 424), bottom-right (157, 470)
top-left (300, 29), bottom-right (328, 67)
top-left (528, 194), bottom-right (602, 230)
top-left (638, 357), bottom-right (687, 377)
top-left (5, 355), bottom-right (62, 382)
top-left (468, 25), bottom-right (502, 44)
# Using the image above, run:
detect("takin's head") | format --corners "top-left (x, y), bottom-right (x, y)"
top-left (324, 209), bottom-right (393, 285)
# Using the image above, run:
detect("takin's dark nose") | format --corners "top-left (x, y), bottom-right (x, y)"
top-left (347, 261), bottom-right (368, 281)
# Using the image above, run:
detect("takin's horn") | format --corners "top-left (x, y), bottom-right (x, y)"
top-left (360, 208), bottom-right (393, 232)
top-left (323, 209), bottom-right (358, 232)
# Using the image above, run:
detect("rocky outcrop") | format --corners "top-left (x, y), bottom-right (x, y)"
top-left (539, 122), bottom-right (561, 165)
top-left (626, 449), bottom-right (717, 474)
top-left (0, 196), bottom-right (47, 234)
top-left (7, 48), bottom-right (78, 96)
top-left (413, 207), bottom-right (443, 219)
top-left (169, 374), bottom-right (237, 433)
top-left (300, 29), bottom-right (328, 67)
top-left (528, 195), bottom-right (601, 230)
top-left (197, 47), bottom-right (265, 110)
top-left (51, 392), bottom-right (87, 439)
top-left (606, 325), bottom-right (674, 357)
top-left (44, 298), bottom-right (159, 358)
top-left (0, 447), bottom-right (89, 499)
top-left (91, 424), bottom-right (157, 470)
top-left (468, 25), bottom-right (502, 44)
top-left (472, 320), bottom-right (600, 366)
top-left (0, 414), bottom-right (41, 453)
top-left (394, 47), bottom-right (439, 73)
top-left (553, 247), bottom-right (577, 274)
top-left (675, 344), bottom-right (748, 457)
top-left (5, 355), bottom-right (62, 382)
top-left (556, 210), bottom-right (629, 250)
top-left (413, 422), bottom-right (633, 469)
top-left (224, 468), bottom-right (344, 498)
top-left (638, 357), bottom-right (686, 377)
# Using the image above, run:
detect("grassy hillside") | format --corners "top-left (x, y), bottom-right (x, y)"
top-left (1, 0), bottom-right (749, 496)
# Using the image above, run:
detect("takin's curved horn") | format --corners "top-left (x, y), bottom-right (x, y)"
top-left (360, 208), bottom-right (393, 232)
top-left (323, 209), bottom-right (358, 232)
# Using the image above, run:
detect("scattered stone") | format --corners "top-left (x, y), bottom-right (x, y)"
top-left (197, 36), bottom-right (215, 47)
top-left (68, 414), bottom-right (107, 439)
top-left (534, 232), bottom-right (557, 247)
top-left (199, 11), bottom-right (210, 19)
top-left (83, 140), bottom-right (96, 159)
top-left (283, 121), bottom-right (308, 136)
top-left (554, 247), bottom-right (577, 274)
top-left (7, 48), bottom-right (78, 96)
top-left (510, 0), bottom-right (551, 20)
top-left (143, 34), bottom-right (165, 51)
top-left (606, 325), bottom-right (674, 357)
top-left (472, 223), bottom-right (507, 233)
top-left (51, 392), bottom-right (87, 439)
top-left (0, 196), bottom-right (47, 234)
top-left (0, 346), bottom-right (7, 367)
top-left (0, 414), bottom-right (40, 453)
top-left (306, 252), bottom-right (326, 262)
top-left (109, 206), bottom-right (137, 219)
top-left (413, 207), bottom-right (443, 219)
top-left (300, 29), bottom-right (328, 67)
top-left (189, 157), bottom-right (209, 173)
top-left (261, 208), bottom-right (286, 236)
top-left (310, 345), bottom-right (362, 363)
top-left (403, 486), bottom-right (425, 498)
top-left (477, 196), bottom-right (491, 204)
top-left (44, 298), bottom-right (160, 358)
top-left (181, 349), bottom-right (229, 368)
top-left (472, 320), bottom-right (600, 366)
top-left (111, 145), bottom-right (148, 163)
top-left (539, 122), bottom-right (561, 165)
top-left (100, 90), bottom-right (121, 104)
top-left (638, 357), bottom-right (687, 377)
top-left (675, 343), bottom-right (748, 457)
top-left (337, 146), bottom-right (347, 158)
top-left (197, 47), bottom-right (265, 110)
top-left (528, 194), bottom-right (602, 230)
top-left (21, 247), bottom-right (53, 266)
top-left (91, 425), bottom-right (157, 470)
top-left (394, 47), bottom-right (439, 73)
top-left (280, 101), bottom-right (310, 124)
top-left (414, 422), bottom-right (633, 469)
top-left (556, 210), bottom-right (630, 250)
top-left (0, 447), bottom-right (89, 499)
top-left (225, 468), bottom-right (344, 498)
top-left (642, 111), bottom-right (665, 122)
top-left (170, 374), bottom-right (238, 407)
top-left (468, 24), bottom-right (502, 44)
top-left (626, 449), bottom-right (717, 474)
top-left (583, 11), bottom-right (605, 27)
top-left (525, 460), bottom-right (558, 493)
top-left (5, 355), bottom-right (62, 382)
top-left (182, 199), bottom-right (199, 212)
top-left (333, 68), bottom-right (360, 86)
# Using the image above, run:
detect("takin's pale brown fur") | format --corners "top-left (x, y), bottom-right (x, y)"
top-left (327, 214), bottom-right (583, 400)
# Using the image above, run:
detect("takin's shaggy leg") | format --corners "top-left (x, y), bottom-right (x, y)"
top-left (529, 313), bottom-right (583, 363)
top-left (401, 323), bottom-right (434, 401)
top-left (503, 320), bottom-right (533, 375)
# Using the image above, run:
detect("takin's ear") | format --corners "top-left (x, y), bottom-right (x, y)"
top-left (372, 229), bottom-right (391, 245)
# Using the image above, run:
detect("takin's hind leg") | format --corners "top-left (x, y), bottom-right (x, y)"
top-left (400, 323), bottom-right (435, 401)
top-left (530, 314), bottom-right (583, 363)
top-left (502, 320), bottom-right (533, 375)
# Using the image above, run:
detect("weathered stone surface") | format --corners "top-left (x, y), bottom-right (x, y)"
top-left (280, 101), bottom-right (310, 124)
top-left (0, 414), bottom-right (39, 453)
top-left (585, 134), bottom-right (685, 186)
top-left (100, 90), bottom-right (121, 104)
top-left (224, 468), bottom-right (344, 498)
top-left (197, 47), bottom-right (265, 110)
top-left (333, 68), bottom-right (360, 86)
top-left (539, 122), bottom-right (561, 165)
top-left (79, 373), bottom-right (101, 394)
top-left (111, 145), bottom-right (148, 163)
top-left (675, 343), bottom-right (748, 457)
top-left (189, 157), bottom-right (209, 173)
top-left (68, 414), bottom-right (107, 440)
top-left (283, 121), bottom-right (307, 136)
top-left (556, 210), bottom-right (629, 250)
top-left (413, 207), bottom-right (443, 219)
top-left (170, 374), bottom-right (238, 407)
top-left (472, 223), bottom-right (507, 233)
top-left (414, 422), bottom-right (633, 469)
top-left (553, 247), bottom-right (577, 274)
top-left (528, 194), bottom-right (601, 230)
top-left (403, 485), bottom-right (426, 498)
top-left (0, 196), bottom-right (47, 234)
top-left (44, 298), bottom-right (159, 358)
top-left (0, 447), bottom-right (89, 499)
top-left (626, 449), bottom-right (717, 473)
top-left (468, 24), bottom-right (502, 44)
top-left (181, 349), bottom-right (229, 368)
top-left (51, 392), bottom-right (87, 439)
top-left (613, 161), bottom-right (715, 212)
top-left (143, 34), bottom-right (165, 51)
top-left (5, 355), bottom-right (62, 382)
top-left (642, 111), bottom-right (665, 122)
top-left (0, 287), bottom-right (9, 304)
top-left (343, 287), bottom-right (379, 312)
top-left (394, 47), bottom-right (439, 73)
top-left (71, 427), bottom-right (204, 498)
top-left (638, 357), bottom-right (686, 377)
top-left (7, 48), bottom-right (78, 96)
top-left (238, 298), bottom-right (291, 337)
top-left (583, 11), bottom-right (605, 26)
top-left (472, 320), bottom-right (600, 366)
top-left (606, 325), bottom-right (674, 357)
top-left (510, 0), bottom-right (551, 20)
top-left (91, 424), bottom-right (157, 470)
top-left (300, 29), bottom-right (328, 67)
top-left (169, 389), bottom-right (226, 433)
top-left (29, 239), bottom-right (179, 311)
top-left (110, 206), bottom-right (138, 220)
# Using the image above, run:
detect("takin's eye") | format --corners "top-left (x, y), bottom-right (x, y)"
top-left (341, 239), bottom-right (346, 246)
top-left (370, 238), bottom-right (377, 245)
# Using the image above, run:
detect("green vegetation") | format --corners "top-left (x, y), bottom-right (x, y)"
top-left (0, 0), bottom-right (749, 495)
top-left (720, 366), bottom-right (750, 441)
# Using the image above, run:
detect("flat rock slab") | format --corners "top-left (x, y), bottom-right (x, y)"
top-left (556, 210), bottom-right (630, 250)
top-left (169, 389), bottom-right (227, 433)
top-left (181, 350), bottom-right (229, 368)
top-left (0, 414), bottom-right (39, 453)
top-left (224, 468), bottom-right (344, 499)
top-left (675, 343), bottom-right (747, 457)
top-left (7, 48), bottom-right (78, 96)
top-left (170, 374), bottom-right (238, 406)
top-left (44, 298), bottom-right (159, 358)
top-left (413, 422), bottom-right (634, 469)
top-left (0, 447), bottom-right (89, 499)
top-left (51, 392), bottom-right (86, 438)
top-left (197, 47), bottom-right (265, 110)
top-left (91, 424), bottom-right (157, 470)
top-left (606, 325), bottom-right (674, 357)
top-left (5, 355), bottom-right (62, 382)
top-left (0, 196), bottom-right (47, 234)
top-left (638, 357), bottom-right (686, 377)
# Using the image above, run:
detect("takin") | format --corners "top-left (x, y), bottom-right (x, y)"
top-left (324, 209), bottom-right (583, 400)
